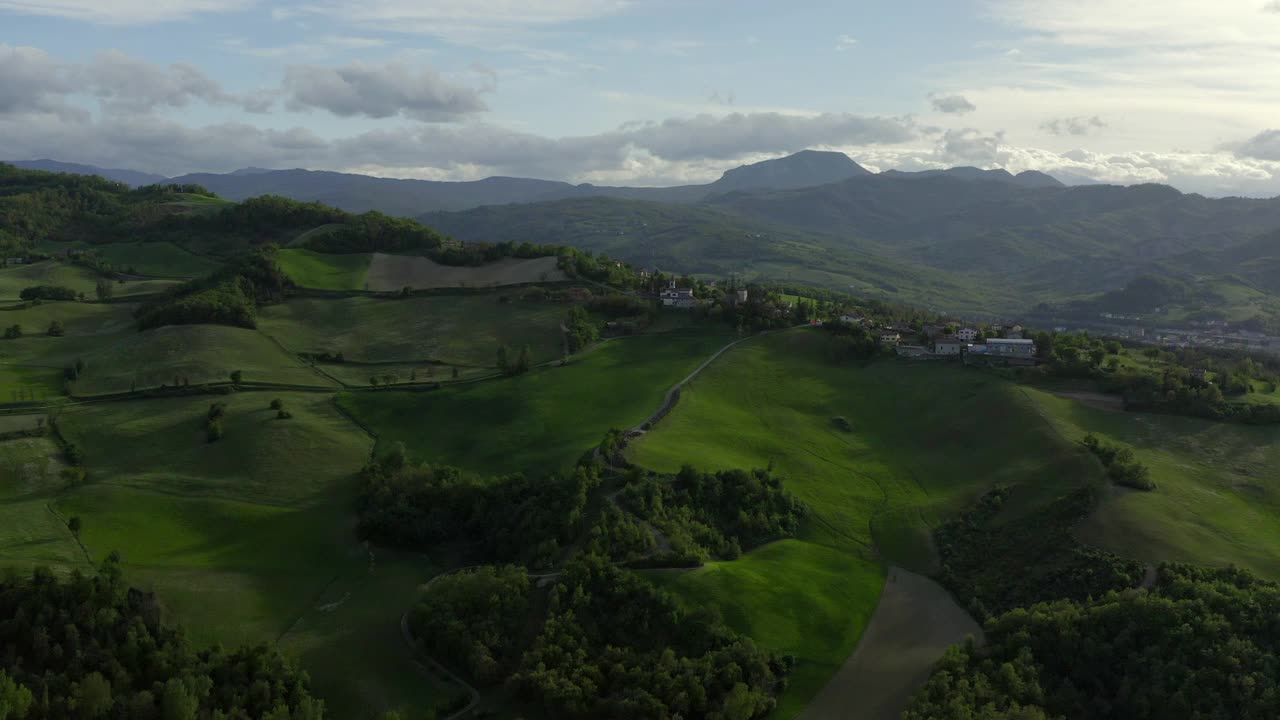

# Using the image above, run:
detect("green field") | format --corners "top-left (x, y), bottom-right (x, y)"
top-left (0, 261), bottom-right (178, 301)
top-left (72, 324), bottom-right (333, 395)
top-left (0, 435), bottom-right (87, 571)
top-left (258, 293), bottom-right (567, 369)
top-left (340, 332), bottom-right (733, 475)
top-left (1027, 389), bottom-right (1280, 580)
top-left (94, 242), bottom-right (223, 278)
top-left (628, 330), bottom-right (1095, 716)
top-left (278, 248), bottom-right (372, 290)
top-left (50, 393), bottom-right (461, 717)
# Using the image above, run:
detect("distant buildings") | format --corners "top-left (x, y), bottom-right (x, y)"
top-left (660, 282), bottom-right (697, 309)
top-left (879, 331), bottom-right (902, 345)
top-left (984, 338), bottom-right (1036, 358)
top-left (957, 327), bottom-right (979, 342)
top-left (933, 337), bottom-right (964, 355)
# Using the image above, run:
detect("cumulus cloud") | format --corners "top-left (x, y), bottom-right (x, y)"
top-left (1041, 115), bottom-right (1107, 136)
top-left (929, 94), bottom-right (976, 114)
top-left (0, 45), bottom-right (80, 118)
top-left (1230, 129), bottom-right (1280, 161)
top-left (0, 0), bottom-right (253, 23)
top-left (615, 112), bottom-right (918, 161)
top-left (0, 45), bottom-right (269, 116)
top-left (283, 61), bottom-right (489, 121)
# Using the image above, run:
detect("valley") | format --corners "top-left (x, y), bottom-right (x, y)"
top-left (1, 159), bottom-right (1280, 720)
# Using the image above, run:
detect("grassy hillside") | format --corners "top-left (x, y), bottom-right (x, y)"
top-left (0, 261), bottom-right (178, 301)
top-left (72, 324), bottom-right (332, 395)
top-left (0, 433), bottom-right (86, 571)
top-left (339, 331), bottom-right (733, 476)
top-left (278, 248), bottom-right (372, 290)
top-left (1025, 388), bottom-right (1280, 580)
top-left (52, 393), bottom-right (463, 717)
top-left (257, 293), bottom-right (566, 369)
top-left (629, 330), bottom-right (1096, 717)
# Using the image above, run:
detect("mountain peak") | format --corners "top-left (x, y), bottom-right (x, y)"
top-left (711, 150), bottom-right (872, 192)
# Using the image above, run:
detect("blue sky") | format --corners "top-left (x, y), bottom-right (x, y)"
top-left (3, 0), bottom-right (1280, 195)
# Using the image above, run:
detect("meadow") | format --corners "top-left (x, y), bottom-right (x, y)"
top-left (340, 331), bottom-right (734, 476)
top-left (365, 253), bottom-right (567, 291)
top-left (72, 324), bottom-right (333, 395)
top-left (1025, 388), bottom-right (1280, 580)
top-left (50, 392), bottom-right (464, 717)
top-left (0, 433), bottom-right (87, 572)
top-left (277, 248), bottom-right (372, 291)
top-left (629, 330), bottom-right (1095, 716)
top-left (0, 261), bottom-right (178, 301)
top-left (258, 293), bottom-right (568, 370)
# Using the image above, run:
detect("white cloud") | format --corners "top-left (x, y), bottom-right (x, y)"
top-left (929, 94), bottom-right (977, 114)
top-left (835, 34), bottom-right (858, 51)
top-left (223, 35), bottom-right (390, 60)
top-left (283, 61), bottom-right (489, 121)
top-left (1041, 115), bottom-right (1107, 136)
top-left (0, 0), bottom-right (253, 23)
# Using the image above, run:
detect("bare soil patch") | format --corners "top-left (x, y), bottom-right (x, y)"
top-left (798, 566), bottom-right (981, 720)
top-left (366, 255), bottom-right (566, 291)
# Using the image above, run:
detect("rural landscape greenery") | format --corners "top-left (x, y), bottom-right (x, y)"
top-left (2, 152), bottom-right (1280, 720)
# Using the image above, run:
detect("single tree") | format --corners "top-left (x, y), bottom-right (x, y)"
top-left (370, 376), bottom-right (380, 388)
top-left (451, 366), bottom-right (459, 380)
top-left (47, 320), bottom-right (65, 337)
top-left (207, 419), bottom-right (223, 442)
top-left (95, 278), bottom-right (114, 301)
top-left (67, 516), bottom-right (82, 537)
top-left (270, 398), bottom-right (283, 410)
top-left (229, 370), bottom-right (243, 385)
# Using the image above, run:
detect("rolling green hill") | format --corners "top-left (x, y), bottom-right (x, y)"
top-left (629, 330), bottom-right (1098, 717)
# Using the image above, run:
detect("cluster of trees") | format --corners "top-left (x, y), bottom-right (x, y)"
top-left (514, 556), bottom-right (789, 719)
top-left (584, 504), bottom-right (660, 563)
top-left (619, 467), bottom-right (805, 561)
top-left (0, 557), bottom-right (324, 719)
top-left (408, 566), bottom-right (531, 685)
top-left (564, 305), bottom-right (599, 353)
top-left (496, 345), bottom-right (532, 376)
top-left (2, 325), bottom-right (21, 340)
top-left (410, 556), bottom-right (788, 719)
top-left (822, 319), bottom-right (883, 364)
top-left (935, 486), bottom-right (1144, 622)
top-left (1082, 434), bottom-right (1156, 490)
top-left (356, 445), bottom-right (596, 568)
top-left (19, 286), bottom-right (79, 302)
top-left (136, 248), bottom-right (290, 330)
top-left (906, 563), bottom-right (1280, 720)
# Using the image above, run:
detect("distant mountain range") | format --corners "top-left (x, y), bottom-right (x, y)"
top-left (7, 149), bottom-right (1064, 215)
top-left (6, 159), bottom-right (168, 187)
top-left (11, 150), bottom-right (1280, 324)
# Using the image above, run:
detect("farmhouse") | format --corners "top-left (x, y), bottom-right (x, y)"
top-left (933, 337), bottom-right (964, 355)
top-left (879, 331), bottom-right (902, 345)
top-left (838, 314), bottom-right (865, 325)
top-left (660, 283), bottom-right (697, 309)
top-left (957, 327), bottom-right (979, 342)
top-left (986, 338), bottom-right (1036, 357)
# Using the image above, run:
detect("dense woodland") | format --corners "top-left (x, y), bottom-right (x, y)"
top-left (135, 248), bottom-right (291, 330)
top-left (0, 558), bottom-right (323, 719)
top-left (906, 564), bottom-right (1280, 720)
top-left (410, 556), bottom-right (789, 720)
top-left (356, 445), bottom-right (596, 568)
top-left (935, 486), bottom-right (1144, 622)
top-left (619, 467), bottom-right (805, 561)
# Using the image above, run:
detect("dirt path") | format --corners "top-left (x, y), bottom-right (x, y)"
top-left (399, 612), bottom-right (481, 720)
top-left (798, 566), bottom-right (982, 720)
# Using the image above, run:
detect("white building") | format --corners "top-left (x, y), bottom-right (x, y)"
top-left (957, 327), bottom-right (979, 342)
top-left (933, 338), bottom-right (964, 355)
top-left (879, 331), bottom-right (901, 345)
top-left (660, 283), bottom-right (697, 309)
top-left (986, 338), bottom-right (1036, 357)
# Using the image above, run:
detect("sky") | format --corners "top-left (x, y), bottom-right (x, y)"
top-left (4, 0), bottom-right (1280, 196)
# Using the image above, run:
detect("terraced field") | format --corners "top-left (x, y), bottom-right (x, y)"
top-left (258, 293), bottom-right (566, 370)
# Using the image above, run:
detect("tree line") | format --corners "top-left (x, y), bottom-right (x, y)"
top-left (0, 556), bottom-right (323, 719)
top-left (410, 556), bottom-right (789, 720)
